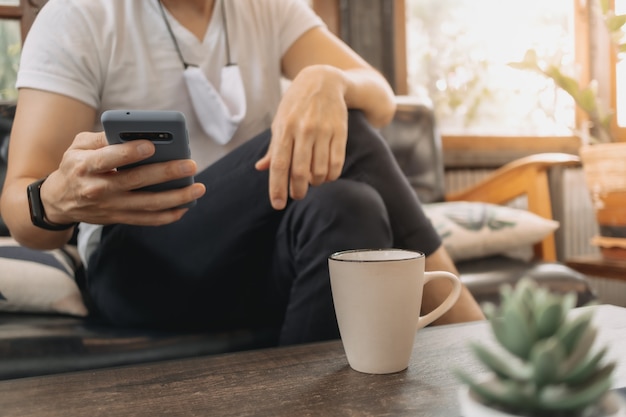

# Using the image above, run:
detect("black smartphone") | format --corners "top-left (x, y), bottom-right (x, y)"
top-left (101, 109), bottom-right (196, 206)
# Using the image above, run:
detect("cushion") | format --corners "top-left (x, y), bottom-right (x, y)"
top-left (0, 237), bottom-right (88, 316)
top-left (423, 202), bottom-right (559, 262)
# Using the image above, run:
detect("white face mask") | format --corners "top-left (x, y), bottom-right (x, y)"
top-left (184, 65), bottom-right (247, 145)
top-left (158, 0), bottom-right (246, 145)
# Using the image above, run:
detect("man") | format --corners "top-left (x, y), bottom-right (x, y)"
top-left (0, 0), bottom-right (483, 344)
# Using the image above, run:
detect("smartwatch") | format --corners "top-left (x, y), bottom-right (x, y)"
top-left (27, 176), bottom-right (77, 231)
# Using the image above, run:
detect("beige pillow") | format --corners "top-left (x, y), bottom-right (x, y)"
top-left (0, 237), bottom-right (87, 316)
top-left (424, 202), bottom-right (559, 262)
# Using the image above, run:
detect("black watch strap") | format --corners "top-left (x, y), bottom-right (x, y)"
top-left (27, 176), bottom-right (77, 231)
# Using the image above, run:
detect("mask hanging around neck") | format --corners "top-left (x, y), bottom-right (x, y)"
top-left (157, 0), bottom-right (247, 145)
top-left (183, 64), bottom-right (247, 145)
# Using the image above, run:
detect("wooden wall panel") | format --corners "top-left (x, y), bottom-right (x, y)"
top-left (338, 0), bottom-right (397, 90)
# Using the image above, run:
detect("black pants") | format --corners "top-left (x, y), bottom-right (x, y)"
top-left (86, 110), bottom-right (441, 345)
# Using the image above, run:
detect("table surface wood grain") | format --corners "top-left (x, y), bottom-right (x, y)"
top-left (1, 304), bottom-right (625, 417)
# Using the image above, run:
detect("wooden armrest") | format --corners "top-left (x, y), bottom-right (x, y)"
top-left (445, 153), bottom-right (581, 261)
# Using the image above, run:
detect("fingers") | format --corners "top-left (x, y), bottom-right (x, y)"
top-left (290, 127), bottom-right (315, 199)
top-left (76, 157), bottom-right (203, 211)
top-left (70, 131), bottom-right (110, 151)
top-left (267, 130), bottom-right (293, 210)
top-left (84, 183), bottom-right (206, 226)
top-left (70, 131), bottom-right (156, 174)
top-left (326, 121), bottom-right (347, 182)
top-left (69, 131), bottom-right (196, 193)
top-left (65, 174), bottom-right (205, 226)
top-left (111, 159), bottom-right (197, 193)
top-left (54, 131), bottom-right (205, 226)
top-left (309, 129), bottom-right (331, 187)
top-left (254, 153), bottom-right (271, 172)
top-left (266, 118), bottom-right (347, 211)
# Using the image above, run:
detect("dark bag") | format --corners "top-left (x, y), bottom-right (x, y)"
top-left (0, 104), bottom-right (16, 236)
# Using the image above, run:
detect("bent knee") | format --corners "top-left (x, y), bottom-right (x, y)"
top-left (314, 180), bottom-right (386, 215)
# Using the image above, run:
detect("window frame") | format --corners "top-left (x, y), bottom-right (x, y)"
top-left (0, 0), bottom-right (42, 42)
top-left (607, 0), bottom-right (626, 141)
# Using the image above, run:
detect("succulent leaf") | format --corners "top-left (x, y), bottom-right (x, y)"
top-left (499, 285), bottom-right (515, 307)
top-left (538, 363), bottom-right (615, 411)
top-left (561, 347), bottom-right (609, 385)
top-left (534, 298), bottom-right (565, 339)
top-left (457, 371), bottom-right (534, 412)
top-left (530, 338), bottom-right (565, 387)
top-left (560, 292), bottom-right (577, 316)
top-left (493, 300), bottom-right (535, 359)
top-left (556, 310), bottom-right (594, 355)
top-left (470, 342), bottom-right (532, 381)
top-left (482, 302), bottom-right (497, 320)
top-left (557, 326), bottom-right (597, 379)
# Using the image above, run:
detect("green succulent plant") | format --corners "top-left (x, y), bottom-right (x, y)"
top-left (456, 278), bottom-right (616, 417)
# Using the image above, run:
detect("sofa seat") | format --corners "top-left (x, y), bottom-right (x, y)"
top-left (0, 253), bottom-right (597, 381)
top-left (459, 255), bottom-right (597, 306)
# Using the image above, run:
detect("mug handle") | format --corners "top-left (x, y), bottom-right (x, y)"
top-left (416, 271), bottom-right (462, 330)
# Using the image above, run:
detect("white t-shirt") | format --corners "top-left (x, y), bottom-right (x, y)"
top-left (16, 0), bottom-right (323, 264)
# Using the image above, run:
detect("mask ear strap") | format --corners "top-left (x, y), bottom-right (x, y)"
top-left (220, 0), bottom-right (235, 66)
top-left (157, 0), bottom-right (192, 69)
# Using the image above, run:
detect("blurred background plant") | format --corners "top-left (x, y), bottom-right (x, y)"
top-left (0, 18), bottom-right (20, 102)
top-left (406, 0), bottom-right (577, 137)
top-left (509, 0), bottom-right (626, 145)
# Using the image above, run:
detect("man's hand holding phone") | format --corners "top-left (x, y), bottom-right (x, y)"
top-left (102, 110), bottom-right (197, 198)
top-left (41, 110), bottom-right (205, 228)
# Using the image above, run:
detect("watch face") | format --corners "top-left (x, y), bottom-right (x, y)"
top-left (27, 178), bottom-right (46, 224)
top-left (27, 177), bottom-right (75, 231)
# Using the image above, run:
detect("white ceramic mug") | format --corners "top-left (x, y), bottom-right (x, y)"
top-left (328, 248), bottom-right (462, 374)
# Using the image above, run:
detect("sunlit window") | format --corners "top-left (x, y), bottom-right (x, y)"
top-left (0, 18), bottom-right (20, 102)
top-left (616, 0), bottom-right (626, 127)
top-left (405, 0), bottom-right (576, 137)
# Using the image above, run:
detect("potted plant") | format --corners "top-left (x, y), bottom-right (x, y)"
top-left (509, 0), bottom-right (626, 259)
top-left (456, 278), bottom-right (623, 417)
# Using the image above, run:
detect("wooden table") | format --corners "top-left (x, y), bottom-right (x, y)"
top-left (1, 304), bottom-right (625, 417)
top-left (567, 255), bottom-right (626, 282)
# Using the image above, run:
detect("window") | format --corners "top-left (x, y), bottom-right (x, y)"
top-left (313, 0), bottom-right (593, 163)
top-left (0, 0), bottom-right (42, 102)
top-left (405, 0), bottom-right (578, 137)
top-left (0, 17), bottom-right (20, 101)
top-left (614, 0), bottom-right (626, 136)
